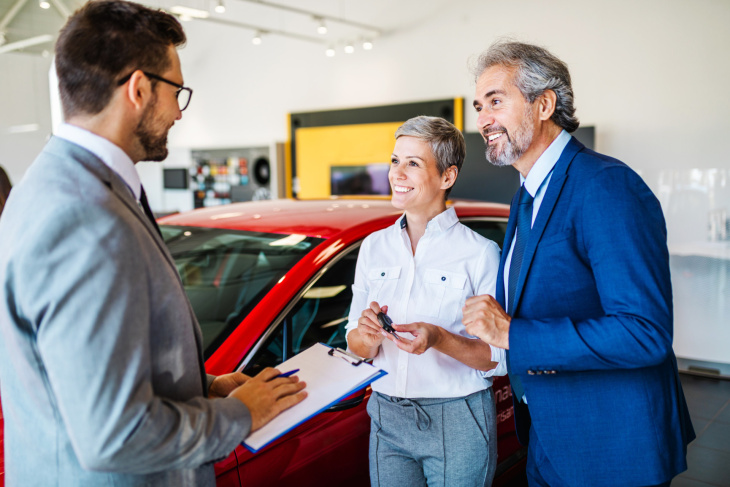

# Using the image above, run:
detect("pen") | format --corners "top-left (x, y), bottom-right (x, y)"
top-left (277, 368), bottom-right (300, 378)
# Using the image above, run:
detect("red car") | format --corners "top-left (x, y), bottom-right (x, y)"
top-left (0, 198), bottom-right (526, 486)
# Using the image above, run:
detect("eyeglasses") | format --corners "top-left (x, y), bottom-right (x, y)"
top-left (117, 71), bottom-right (193, 112)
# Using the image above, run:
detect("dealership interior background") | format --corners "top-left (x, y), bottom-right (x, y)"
top-left (0, 0), bottom-right (729, 485)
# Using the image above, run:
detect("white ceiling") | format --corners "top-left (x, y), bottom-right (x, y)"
top-left (0, 0), bottom-right (451, 56)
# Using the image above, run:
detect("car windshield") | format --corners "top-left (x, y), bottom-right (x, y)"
top-left (161, 225), bottom-right (324, 358)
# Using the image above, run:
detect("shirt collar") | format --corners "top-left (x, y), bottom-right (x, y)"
top-left (396, 206), bottom-right (458, 233)
top-left (522, 129), bottom-right (571, 197)
top-left (55, 123), bottom-right (141, 200)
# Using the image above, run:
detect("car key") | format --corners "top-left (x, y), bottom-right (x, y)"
top-left (377, 311), bottom-right (402, 341)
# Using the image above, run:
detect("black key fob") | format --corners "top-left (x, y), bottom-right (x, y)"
top-left (377, 311), bottom-right (401, 340)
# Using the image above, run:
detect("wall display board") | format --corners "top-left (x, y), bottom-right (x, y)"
top-left (288, 101), bottom-right (594, 204)
top-left (288, 99), bottom-right (463, 199)
top-left (191, 147), bottom-right (271, 208)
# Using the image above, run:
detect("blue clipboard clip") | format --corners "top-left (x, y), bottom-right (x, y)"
top-left (327, 347), bottom-right (364, 366)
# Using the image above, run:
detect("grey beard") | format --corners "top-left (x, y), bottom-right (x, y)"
top-left (484, 107), bottom-right (535, 167)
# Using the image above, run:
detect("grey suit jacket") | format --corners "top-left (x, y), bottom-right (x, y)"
top-left (0, 137), bottom-right (251, 486)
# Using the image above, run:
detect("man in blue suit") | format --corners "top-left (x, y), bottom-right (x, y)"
top-left (463, 41), bottom-right (695, 486)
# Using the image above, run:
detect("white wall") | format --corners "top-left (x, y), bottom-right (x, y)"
top-left (171, 0), bottom-right (730, 173)
top-left (0, 53), bottom-right (53, 186)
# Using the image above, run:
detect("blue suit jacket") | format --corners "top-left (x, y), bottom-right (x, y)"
top-left (497, 137), bottom-right (695, 486)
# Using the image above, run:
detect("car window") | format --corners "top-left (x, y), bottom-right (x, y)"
top-left (242, 219), bottom-right (507, 375)
top-left (460, 219), bottom-right (508, 250)
top-left (242, 245), bottom-right (359, 375)
top-left (161, 225), bottom-right (324, 358)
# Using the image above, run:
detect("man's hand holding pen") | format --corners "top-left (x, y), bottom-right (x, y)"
top-left (228, 368), bottom-right (308, 432)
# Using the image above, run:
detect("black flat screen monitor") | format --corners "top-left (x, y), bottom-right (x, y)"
top-left (163, 168), bottom-right (189, 190)
top-left (331, 164), bottom-right (391, 196)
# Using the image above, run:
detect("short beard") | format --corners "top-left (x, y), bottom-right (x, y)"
top-left (134, 94), bottom-right (169, 162)
top-left (484, 104), bottom-right (535, 167)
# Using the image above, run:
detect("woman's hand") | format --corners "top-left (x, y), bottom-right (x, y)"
top-left (388, 322), bottom-right (442, 355)
top-left (347, 302), bottom-right (388, 359)
top-left (356, 302), bottom-right (388, 348)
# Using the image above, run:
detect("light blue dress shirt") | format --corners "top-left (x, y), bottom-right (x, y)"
top-left (503, 129), bottom-right (571, 403)
top-left (503, 130), bottom-right (571, 307)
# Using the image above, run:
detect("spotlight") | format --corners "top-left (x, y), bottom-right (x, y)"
top-left (362, 39), bottom-right (373, 50)
top-left (325, 46), bottom-right (335, 57)
top-left (214, 0), bottom-right (225, 13)
top-left (344, 43), bottom-right (354, 54)
top-left (316, 17), bottom-right (327, 35)
top-left (39, 0), bottom-right (50, 9)
top-left (252, 31), bottom-right (262, 45)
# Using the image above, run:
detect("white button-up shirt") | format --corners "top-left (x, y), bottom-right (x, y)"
top-left (346, 207), bottom-right (506, 399)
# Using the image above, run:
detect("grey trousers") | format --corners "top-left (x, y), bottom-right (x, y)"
top-left (367, 388), bottom-right (497, 487)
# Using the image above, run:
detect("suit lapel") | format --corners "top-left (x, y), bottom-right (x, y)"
top-left (511, 136), bottom-right (584, 314)
top-left (49, 137), bottom-right (209, 392)
top-left (51, 137), bottom-right (177, 273)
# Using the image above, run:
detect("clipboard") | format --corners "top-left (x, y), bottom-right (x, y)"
top-left (242, 342), bottom-right (387, 453)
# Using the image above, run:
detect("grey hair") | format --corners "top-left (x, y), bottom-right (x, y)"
top-left (395, 116), bottom-right (465, 199)
top-left (471, 41), bottom-right (579, 133)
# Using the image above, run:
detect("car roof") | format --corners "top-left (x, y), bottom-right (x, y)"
top-left (158, 198), bottom-right (510, 239)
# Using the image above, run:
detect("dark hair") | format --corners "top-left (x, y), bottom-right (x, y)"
top-left (472, 41), bottom-right (580, 133)
top-left (395, 116), bottom-right (465, 199)
top-left (55, 0), bottom-right (186, 118)
top-left (0, 166), bottom-right (12, 217)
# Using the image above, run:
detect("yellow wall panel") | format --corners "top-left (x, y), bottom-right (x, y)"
top-left (296, 122), bottom-right (402, 199)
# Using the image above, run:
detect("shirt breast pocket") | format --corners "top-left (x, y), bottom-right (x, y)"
top-left (366, 266), bottom-right (401, 305)
top-left (415, 269), bottom-right (467, 323)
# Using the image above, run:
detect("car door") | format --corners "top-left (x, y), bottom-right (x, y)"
top-left (233, 243), bottom-right (371, 487)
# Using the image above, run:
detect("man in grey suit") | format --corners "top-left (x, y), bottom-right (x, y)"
top-left (0, 1), bottom-right (306, 485)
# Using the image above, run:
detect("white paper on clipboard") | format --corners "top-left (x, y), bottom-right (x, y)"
top-left (242, 342), bottom-right (387, 452)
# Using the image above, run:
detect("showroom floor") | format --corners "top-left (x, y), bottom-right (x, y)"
top-left (672, 373), bottom-right (730, 487)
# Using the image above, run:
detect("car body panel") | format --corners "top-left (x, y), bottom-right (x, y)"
top-left (0, 198), bottom-right (523, 487)
top-left (162, 198), bottom-right (521, 486)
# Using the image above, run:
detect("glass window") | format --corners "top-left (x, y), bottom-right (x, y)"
top-left (242, 245), bottom-right (359, 375)
top-left (161, 225), bottom-right (324, 358)
top-left (460, 219), bottom-right (508, 249)
top-left (241, 218), bottom-right (508, 375)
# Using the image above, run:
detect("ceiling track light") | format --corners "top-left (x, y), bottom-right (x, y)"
top-left (214, 0), bottom-right (226, 14)
top-left (362, 39), bottom-right (373, 50)
top-left (315, 17), bottom-right (327, 35)
top-left (344, 42), bottom-right (354, 54)
top-left (171, 6), bottom-right (210, 20)
top-left (39, 0), bottom-right (51, 9)
top-left (325, 46), bottom-right (335, 57)
top-left (252, 30), bottom-right (263, 45)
